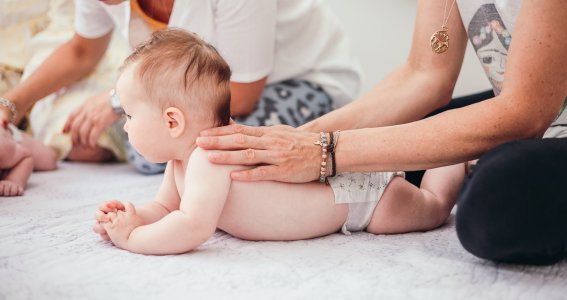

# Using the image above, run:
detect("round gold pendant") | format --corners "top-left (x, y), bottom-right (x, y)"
top-left (430, 30), bottom-right (449, 54)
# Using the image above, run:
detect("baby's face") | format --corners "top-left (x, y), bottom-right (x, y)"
top-left (116, 67), bottom-right (175, 163)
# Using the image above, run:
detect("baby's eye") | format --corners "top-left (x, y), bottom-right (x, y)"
top-left (126, 114), bottom-right (132, 119)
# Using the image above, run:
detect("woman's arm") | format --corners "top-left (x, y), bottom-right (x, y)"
top-left (0, 32), bottom-right (112, 124)
top-left (337, 0), bottom-right (567, 172)
top-left (197, 0), bottom-right (566, 181)
top-left (302, 0), bottom-right (468, 132)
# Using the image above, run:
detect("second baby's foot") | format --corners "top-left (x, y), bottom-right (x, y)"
top-left (0, 180), bottom-right (24, 196)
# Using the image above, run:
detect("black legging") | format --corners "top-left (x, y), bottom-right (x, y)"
top-left (408, 90), bottom-right (567, 265)
top-left (457, 138), bottom-right (567, 265)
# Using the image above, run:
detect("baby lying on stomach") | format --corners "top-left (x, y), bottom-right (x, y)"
top-left (93, 28), bottom-right (464, 255)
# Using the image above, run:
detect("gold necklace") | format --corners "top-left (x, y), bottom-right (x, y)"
top-left (430, 0), bottom-right (457, 54)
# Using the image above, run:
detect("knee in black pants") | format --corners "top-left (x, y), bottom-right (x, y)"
top-left (456, 139), bottom-right (567, 265)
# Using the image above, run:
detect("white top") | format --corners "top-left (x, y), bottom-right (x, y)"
top-left (73, 0), bottom-right (363, 108)
top-left (457, 0), bottom-right (567, 126)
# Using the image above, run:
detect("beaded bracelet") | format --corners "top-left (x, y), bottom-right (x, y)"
top-left (314, 132), bottom-right (329, 183)
top-left (0, 96), bottom-right (17, 124)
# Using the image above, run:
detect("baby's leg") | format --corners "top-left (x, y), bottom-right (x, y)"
top-left (367, 164), bottom-right (465, 234)
top-left (20, 133), bottom-right (57, 171)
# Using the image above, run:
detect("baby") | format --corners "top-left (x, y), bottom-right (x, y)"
top-left (0, 119), bottom-right (57, 196)
top-left (93, 28), bottom-right (465, 255)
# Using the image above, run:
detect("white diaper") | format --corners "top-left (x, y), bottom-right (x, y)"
top-left (328, 171), bottom-right (405, 235)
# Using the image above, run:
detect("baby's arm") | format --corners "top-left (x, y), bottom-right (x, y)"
top-left (20, 133), bottom-right (57, 171)
top-left (106, 148), bottom-right (235, 255)
top-left (93, 162), bottom-right (180, 240)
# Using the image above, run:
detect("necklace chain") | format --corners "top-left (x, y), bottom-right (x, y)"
top-left (442, 0), bottom-right (457, 29)
top-left (430, 0), bottom-right (457, 54)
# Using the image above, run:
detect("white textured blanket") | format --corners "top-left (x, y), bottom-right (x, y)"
top-left (1, 163), bottom-right (565, 299)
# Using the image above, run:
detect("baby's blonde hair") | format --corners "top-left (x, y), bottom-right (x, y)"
top-left (121, 28), bottom-right (232, 127)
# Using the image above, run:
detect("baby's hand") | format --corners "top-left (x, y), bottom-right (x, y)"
top-left (0, 180), bottom-right (24, 197)
top-left (93, 200), bottom-right (126, 240)
top-left (102, 202), bottom-right (143, 249)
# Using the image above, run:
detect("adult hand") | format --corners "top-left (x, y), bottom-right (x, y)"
top-left (63, 90), bottom-right (121, 148)
top-left (196, 124), bottom-right (321, 183)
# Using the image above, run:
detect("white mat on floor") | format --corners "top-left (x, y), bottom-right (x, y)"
top-left (1, 162), bottom-right (565, 300)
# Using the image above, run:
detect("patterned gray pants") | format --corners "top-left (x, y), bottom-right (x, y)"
top-left (236, 79), bottom-right (333, 127)
top-left (127, 79), bottom-right (333, 174)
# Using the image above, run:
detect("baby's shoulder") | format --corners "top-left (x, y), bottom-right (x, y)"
top-left (188, 147), bottom-right (249, 174)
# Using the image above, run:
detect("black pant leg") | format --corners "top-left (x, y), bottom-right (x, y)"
top-left (456, 138), bottom-right (567, 265)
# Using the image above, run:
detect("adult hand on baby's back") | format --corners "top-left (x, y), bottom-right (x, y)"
top-left (93, 200), bottom-right (126, 241)
top-left (63, 90), bottom-right (121, 149)
top-left (197, 124), bottom-right (321, 183)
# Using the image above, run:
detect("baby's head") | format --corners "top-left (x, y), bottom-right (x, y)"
top-left (116, 28), bottom-right (231, 162)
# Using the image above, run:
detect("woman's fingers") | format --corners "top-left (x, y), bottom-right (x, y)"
top-left (200, 123), bottom-right (266, 137)
top-left (199, 124), bottom-right (322, 183)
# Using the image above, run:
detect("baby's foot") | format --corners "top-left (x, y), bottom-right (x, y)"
top-left (0, 180), bottom-right (24, 196)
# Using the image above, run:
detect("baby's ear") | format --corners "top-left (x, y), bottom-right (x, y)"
top-left (163, 107), bottom-right (185, 138)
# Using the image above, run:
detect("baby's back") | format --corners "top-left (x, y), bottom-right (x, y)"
top-left (218, 180), bottom-right (348, 241)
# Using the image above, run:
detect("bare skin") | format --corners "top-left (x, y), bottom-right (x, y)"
top-left (92, 55), bottom-right (464, 255)
top-left (0, 121), bottom-right (57, 196)
top-left (195, 0), bottom-right (567, 183)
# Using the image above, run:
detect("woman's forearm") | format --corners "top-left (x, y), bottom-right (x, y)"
top-left (126, 211), bottom-right (214, 255)
top-left (336, 95), bottom-right (545, 172)
top-left (2, 33), bottom-right (111, 123)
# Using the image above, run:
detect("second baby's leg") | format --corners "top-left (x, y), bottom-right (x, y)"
top-left (366, 164), bottom-right (465, 234)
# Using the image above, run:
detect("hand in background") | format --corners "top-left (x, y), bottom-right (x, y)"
top-left (197, 124), bottom-right (321, 183)
top-left (63, 90), bottom-right (121, 149)
top-left (102, 202), bottom-right (144, 249)
top-left (93, 200), bottom-right (126, 241)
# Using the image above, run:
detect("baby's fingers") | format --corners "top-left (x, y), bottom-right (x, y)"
top-left (95, 210), bottom-right (109, 222)
top-left (92, 222), bottom-right (106, 235)
top-left (99, 200), bottom-right (125, 213)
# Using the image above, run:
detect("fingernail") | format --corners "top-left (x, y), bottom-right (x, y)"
top-left (196, 137), bottom-right (209, 146)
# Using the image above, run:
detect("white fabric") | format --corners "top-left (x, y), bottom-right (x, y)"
top-left (73, 0), bottom-right (362, 108)
top-left (1, 162), bottom-right (566, 299)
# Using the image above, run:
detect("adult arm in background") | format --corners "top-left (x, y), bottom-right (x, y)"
top-left (196, 0), bottom-right (567, 183)
top-left (0, 32), bottom-right (112, 125)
